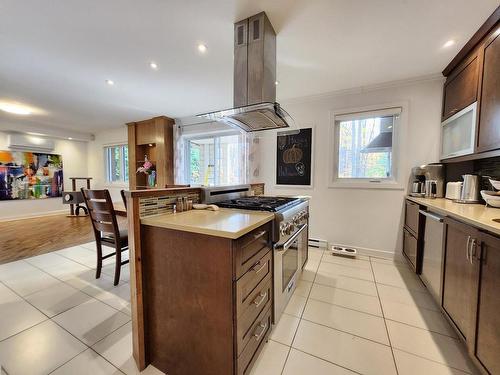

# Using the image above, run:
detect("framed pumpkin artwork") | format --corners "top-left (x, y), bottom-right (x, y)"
top-left (276, 127), bottom-right (313, 186)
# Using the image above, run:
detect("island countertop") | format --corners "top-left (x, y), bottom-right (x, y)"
top-left (407, 196), bottom-right (500, 236)
top-left (140, 208), bottom-right (275, 239)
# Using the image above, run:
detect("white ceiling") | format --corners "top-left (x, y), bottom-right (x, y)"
top-left (0, 0), bottom-right (498, 134)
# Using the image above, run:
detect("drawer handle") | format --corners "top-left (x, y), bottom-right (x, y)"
top-left (253, 230), bottom-right (267, 240)
top-left (253, 291), bottom-right (268, 308)
top-left (253, 322), bottom-right (267, 341)
top-left (252, 261), bottom-right (267, 274)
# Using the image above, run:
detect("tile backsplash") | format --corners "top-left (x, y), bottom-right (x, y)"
top-left (445, 156), bottom-right (500, 193)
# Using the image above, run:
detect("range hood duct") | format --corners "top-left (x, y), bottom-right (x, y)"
top-left (198, 12), bottom-right (292, 132)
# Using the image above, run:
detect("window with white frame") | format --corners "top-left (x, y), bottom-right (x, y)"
top-left (104, 144), bottom-right (129, 184)
top-left (331, 107), bottom-right (401, 187)
top-left (185, 131), bottom-right (246, 186)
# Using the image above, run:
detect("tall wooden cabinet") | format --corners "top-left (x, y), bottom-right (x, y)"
top-left (127, 116), bottom-right (175, 189)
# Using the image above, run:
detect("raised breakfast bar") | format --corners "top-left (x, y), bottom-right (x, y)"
top-left (126, 188), bottom-right (275, 375)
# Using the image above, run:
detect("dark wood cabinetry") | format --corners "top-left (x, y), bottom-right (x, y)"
top-left (403, 200), bottom-right (423, 272)
top-left (139, 221), bottom-right (274, 375)
top-left (477, 31), bottom-right (500, 153)
top-left (442, 217), bottom-right (480, 341)
top-left (442, 54), bottom-right (479, 121)
top-left (474, 231), bottom-right (500, 374)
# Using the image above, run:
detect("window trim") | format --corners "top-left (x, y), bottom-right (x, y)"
top-left (104, 143), bottom-right (129, 186)
top-left (184, 130), bottom-right (246, 186)
top-left (328, 103), bottom-right (406, 190)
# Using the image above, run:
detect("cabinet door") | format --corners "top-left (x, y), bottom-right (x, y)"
top-left (477, 32), bottom-right (500, 152)
top-left (442, 218), bottom-right (480, 341)
top-left (403, 228), bottom-right (418, 272)
top-left (475, 232), bottom-right (500, 374)
top-left (442, 54), bottom-right (479, 120)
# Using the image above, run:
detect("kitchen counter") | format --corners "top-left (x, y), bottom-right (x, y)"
top-left (407, 196), bottom-right (500, 236)
top-left (140, 208), bottom-right (275, 239)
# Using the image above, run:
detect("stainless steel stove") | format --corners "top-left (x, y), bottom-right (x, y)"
top-left (201, 185), bottom-right (309, 322)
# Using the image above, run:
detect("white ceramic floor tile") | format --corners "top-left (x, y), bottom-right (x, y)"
top-left (65, 269), bottom-right (118, 295)
top-left (25, 252), bottom-right (69, 269)
top-left (0, 260), bottom-right (37, 281)
top-left (44, 261), bottom-right (90, 282)
top-left (314, 272), bottom-right (378, 296)
top-left (0, 320), bottom-right (86, 375)
top-left (370, 256), bottom-right (408, 267)
top-left (393, 349), bottom-right (472, 375)
top-left (56, 245), bottom-right (94, 259)
top-left (382, 299), bottom-right (457, 337)
top-left (302, 299), bottom-right (389, 345)
top-left (93, 283), bottom-right (131, 315)
top-left (248, 340), bottom-right (289, 375)
top-left (309, 283), bottom-right (382, 316)
top-left (293, 280), bottom-right (312, 298)
top-left (372, 262), bottom-right (425, 291)
top-left (79, 242), bottom-right (98, 251)
top-left (51, 348), bottom-right (122, 375)
top-left (293, 320), bottom-right (397, 375)
top-left (53, 299), bottom-right (130, 345)
top-left (2, 268), bottom-right (61, 297)
top-left (101, 262), bottom-right (130, 283)
top-left (377, 283), bottom-right (440, 311)
top-left (317, 262), bottom-right (374, 282)
top-left (270, 313), bottom-right (300, 345)
top-left (284, 294), bottom-right (307, 318)
top-left (25, 282), bottom-right (92, 317)
top-left (283, 349), bottom-right (357, 375)
top-left (322, 253), bottom-right (372, 269)
top-left (386, 320), bottom-right (476, 373)
top-left (92, 322), bottom-right (164, 375)
top-left (300, 259), bottom-right (320, 282)
top-left (0, 283), bottom-right (47, 341)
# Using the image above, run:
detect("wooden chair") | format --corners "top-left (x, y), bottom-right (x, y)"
top-left (165, 184), bottom-right (190, 188)
top-left (81, 189), bottom-right (129, 286)
top-left (120, 189), bottom-right (127, 209)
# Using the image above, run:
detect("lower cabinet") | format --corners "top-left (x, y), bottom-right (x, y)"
top-left (442, 217), bottom-right (480, 341)
top-left (474, 232), bottom-right (500, 374)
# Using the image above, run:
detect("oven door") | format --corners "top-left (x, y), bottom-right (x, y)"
top-left (274, 223), bottom-right (308, 323)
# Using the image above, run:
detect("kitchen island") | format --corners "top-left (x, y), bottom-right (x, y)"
top-left (126, 189), bottom-right (275, 375)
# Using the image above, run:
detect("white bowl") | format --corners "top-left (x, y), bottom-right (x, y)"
top-left (481, 190), bottom-right (500, 208)
top-left (489, 179), bottom-right (500, 191)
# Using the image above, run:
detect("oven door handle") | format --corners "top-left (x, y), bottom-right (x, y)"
top-left (274, 224), bottom-right (308, 252)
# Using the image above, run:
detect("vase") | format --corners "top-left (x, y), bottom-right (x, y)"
top-left (148, 171), bottom-right (156, 188)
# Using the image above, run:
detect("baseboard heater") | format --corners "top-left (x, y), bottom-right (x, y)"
top-left (308, 238), bottom-right (328, 249)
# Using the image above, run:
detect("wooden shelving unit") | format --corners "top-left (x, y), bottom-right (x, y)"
top-left (127, 116), bottom-right (175, 190)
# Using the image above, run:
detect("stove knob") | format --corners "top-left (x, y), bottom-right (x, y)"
top-left (286, 223), bottom-right (295, 235)
top-left (280, 223), bottom-right (287, 236)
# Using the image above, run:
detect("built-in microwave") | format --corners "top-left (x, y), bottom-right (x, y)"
top-left (440, 102), bottom-right (477, 160)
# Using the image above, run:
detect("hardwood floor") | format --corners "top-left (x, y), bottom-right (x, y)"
top-left (0, 214), bottom-right (127, 264)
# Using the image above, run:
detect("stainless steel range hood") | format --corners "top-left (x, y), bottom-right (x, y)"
top-left (197, 12), bottom-right (292, 132)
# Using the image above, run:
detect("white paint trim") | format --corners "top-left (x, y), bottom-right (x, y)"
top-left (280, 73), bottom-right (444, 105)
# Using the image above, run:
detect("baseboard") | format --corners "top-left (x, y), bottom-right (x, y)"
top-left (0, 209), bottom-right (68, 223)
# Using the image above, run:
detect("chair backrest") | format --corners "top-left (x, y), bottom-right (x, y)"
top-left (165, 184), bottom-right (190, 188)
top-left (81, 189), bottom-right (120, 240)
top-left (120, 189), bottom-right (127, 209)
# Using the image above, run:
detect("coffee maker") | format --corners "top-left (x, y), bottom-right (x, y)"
top-left (409, 164), bottom-right (445, 198)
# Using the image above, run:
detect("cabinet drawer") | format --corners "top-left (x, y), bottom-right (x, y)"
top-left (236, 251), bottom-right (271, 313)
top-left (237, 305), bottom-right (272, 375)
top-left (403, 228), bottom-right (418, 272)
top-left (405, 200), bottom-right (420, 236)
top-left (234, 222), bottom-right (272, 280)
top-left (236, 277), bottom-right (272, 355)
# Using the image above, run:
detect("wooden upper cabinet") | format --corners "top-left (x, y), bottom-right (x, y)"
top-left (477, 31), bottom-right (500, 152)
top-left (442, 218), bottom-right (480, 342)
top-left (442, 54), bottom-right (479, 121)
top-left (474, 231), bottom-right (500, 374)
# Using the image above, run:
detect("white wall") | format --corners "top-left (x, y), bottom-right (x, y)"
top-left (257, 77), bottom-right (444, 256)
top-left (87, 126), bottom-right (129, 202)
top-left (0, 131), bottom-right (88, 220)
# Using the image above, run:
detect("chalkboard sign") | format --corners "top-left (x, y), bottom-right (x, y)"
top-left (276, 128), bottom-right (312, 186)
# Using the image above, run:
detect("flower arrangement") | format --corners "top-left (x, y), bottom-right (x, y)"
top-left (137, 155), bottom-right (155, 175)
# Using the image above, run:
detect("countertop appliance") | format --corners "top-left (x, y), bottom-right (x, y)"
top-left (409, 164), bottom-right (445, 198)
top-left (201, 185), bottom-right (309, 322)
top-left (446, 182), bottom-right (463, 200)
top-left (196, 12), bottom-right (293, 132)
top-left (419, 210), bottom-right (445, 303)
top-left (455, 174), bottom-right (480, 203)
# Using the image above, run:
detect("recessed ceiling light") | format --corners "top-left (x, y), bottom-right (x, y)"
top-left (150, 62), bottom-right (158, 70)
top-left (275, 81), bottom-right (279, 86)
top-left (105, 79), bottom-right (115, 86)
top-left (0, 101), bottom-right (32, 115)
top-left (197, 44), bottom-right (207, 53)
top-left (443, 40), bottom-right (456, 48)
top-left (68, 137), bottom-right (73, 140)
